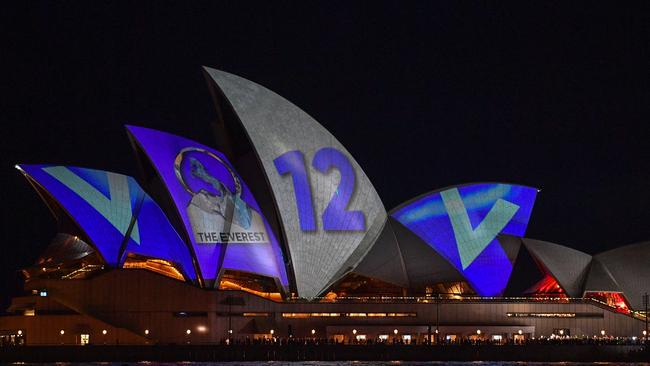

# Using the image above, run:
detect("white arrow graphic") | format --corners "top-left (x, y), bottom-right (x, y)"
top-left (441, 187), bottom-right (518, 270)
top-left (43, 166), bottom-right (140, 244)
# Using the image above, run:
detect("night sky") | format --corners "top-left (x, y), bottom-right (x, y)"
top-left (2, 2), bottom-right (649, 306)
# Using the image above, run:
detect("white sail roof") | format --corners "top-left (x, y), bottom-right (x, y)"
top-left (204, 67), bottom-right (387, 298)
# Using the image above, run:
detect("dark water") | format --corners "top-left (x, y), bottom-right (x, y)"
top-left (4, 362), bottom-right (650, 366)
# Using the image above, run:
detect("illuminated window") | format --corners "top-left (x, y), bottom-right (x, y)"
top-left (61, 264), bottom-right (104, 280)
top-left (281, 313), bottom-right (341, 318)
top-left (326, 273), bottom-right (406, 298)
top-left (23, 309), bottom-right (36, 316)
top-left (506, 312), bottom-right (602, 318)
top-left (507, 312), bottom-right (574, 318)
top-left (39, 290), bottom-right (48, 297)
top-left (219, 270), bottom-right (283, 302)
top-left (123, 253), bottom-right (185, 281)
top-left (282, 312), bottom-right (415, 319)
top-left (553, 328), bottom-right (570, 337)
top-left (80, 334), bottom-right (89, 345)
top-left (426, 281), bottom-right (475, 296)
top-left (346, 312), bottom-right (416, 317)
top-left (282, 313), bottom-right (310, 318)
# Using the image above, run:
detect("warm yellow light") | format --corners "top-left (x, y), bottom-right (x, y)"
top-left (518, 330), bottom-right (523, 335)
top-left (186, 329), bottom-right (191, 335)
top-left (281, 312), bottom-right (341, 318)
top-left (219, 280), bottom-right (282, 301)
top-left (102, 329), bottom-right (107, 335)
top-left (644, 330), bottom-right (647, 336)
top-left (123, 257), bottom-right (185, 281)
top-left (559, 329), bottom-right (564, 335)
top-left (17, 330), bottom-right (22, 336)
top-left (393, 329), bottom-right (398, 335)
top-left (197, 325), bottom-right (207, 333)
top-left (476, 329), bottom-right (481, 335)
top-left (145, 329), bottom-right (150, 335)
top-left (311, 329), bottom-right (316, 335)
top-left (352, 329), bottom-right (357, 335)
top-left (600, 330), bottom-right (606, 336)
top-left (60, 330), bottom-right (65, 335)
top-left (270, 329), bottom-right (274, 335)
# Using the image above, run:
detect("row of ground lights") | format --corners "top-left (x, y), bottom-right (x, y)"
top-left (55, 328), bottom-right (208, 336)
top-left (50, 329), bottom-right (649, 337)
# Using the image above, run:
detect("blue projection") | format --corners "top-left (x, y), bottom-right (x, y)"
top-left (127, 126), bottom-right (288, 286)
top-left (17, 164), bottom-right (196, 280)
top-left (273, 147), bottom-right (366, 232)
top-left (391, 183), bottom-right (537, 296)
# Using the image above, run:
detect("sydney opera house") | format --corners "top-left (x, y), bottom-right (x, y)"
top-left (1, 67), bottom-right (648, 346)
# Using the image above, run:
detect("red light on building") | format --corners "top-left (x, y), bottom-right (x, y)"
top-left (584, 291), bottom-right (630, 313)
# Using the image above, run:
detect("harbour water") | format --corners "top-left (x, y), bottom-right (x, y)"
top-left (1, 362), bottom-right (650, 366)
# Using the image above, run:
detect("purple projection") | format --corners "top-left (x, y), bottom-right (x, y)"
top-left (274, 147), bottom-right (366, 232)
top-left (391, 183), bottom-right (538, 296)
top-left (273, 150), bottom-right (316, 231)
top-left (127, 126), bottom-right (288, 286)
top-left (17, 164), bottom-right (196, 280)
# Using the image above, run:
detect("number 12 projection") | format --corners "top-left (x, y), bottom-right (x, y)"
top-left (274, 147), bottom-right (365, 232)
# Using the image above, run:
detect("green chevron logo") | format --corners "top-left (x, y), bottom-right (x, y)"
top-left (43, 166), bottom-right (140, 244)
top-left (441, 188), bottom-right (518, 270)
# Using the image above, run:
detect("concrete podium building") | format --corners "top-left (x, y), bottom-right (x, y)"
top-left (1, 68), bottom-right (647, 346)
